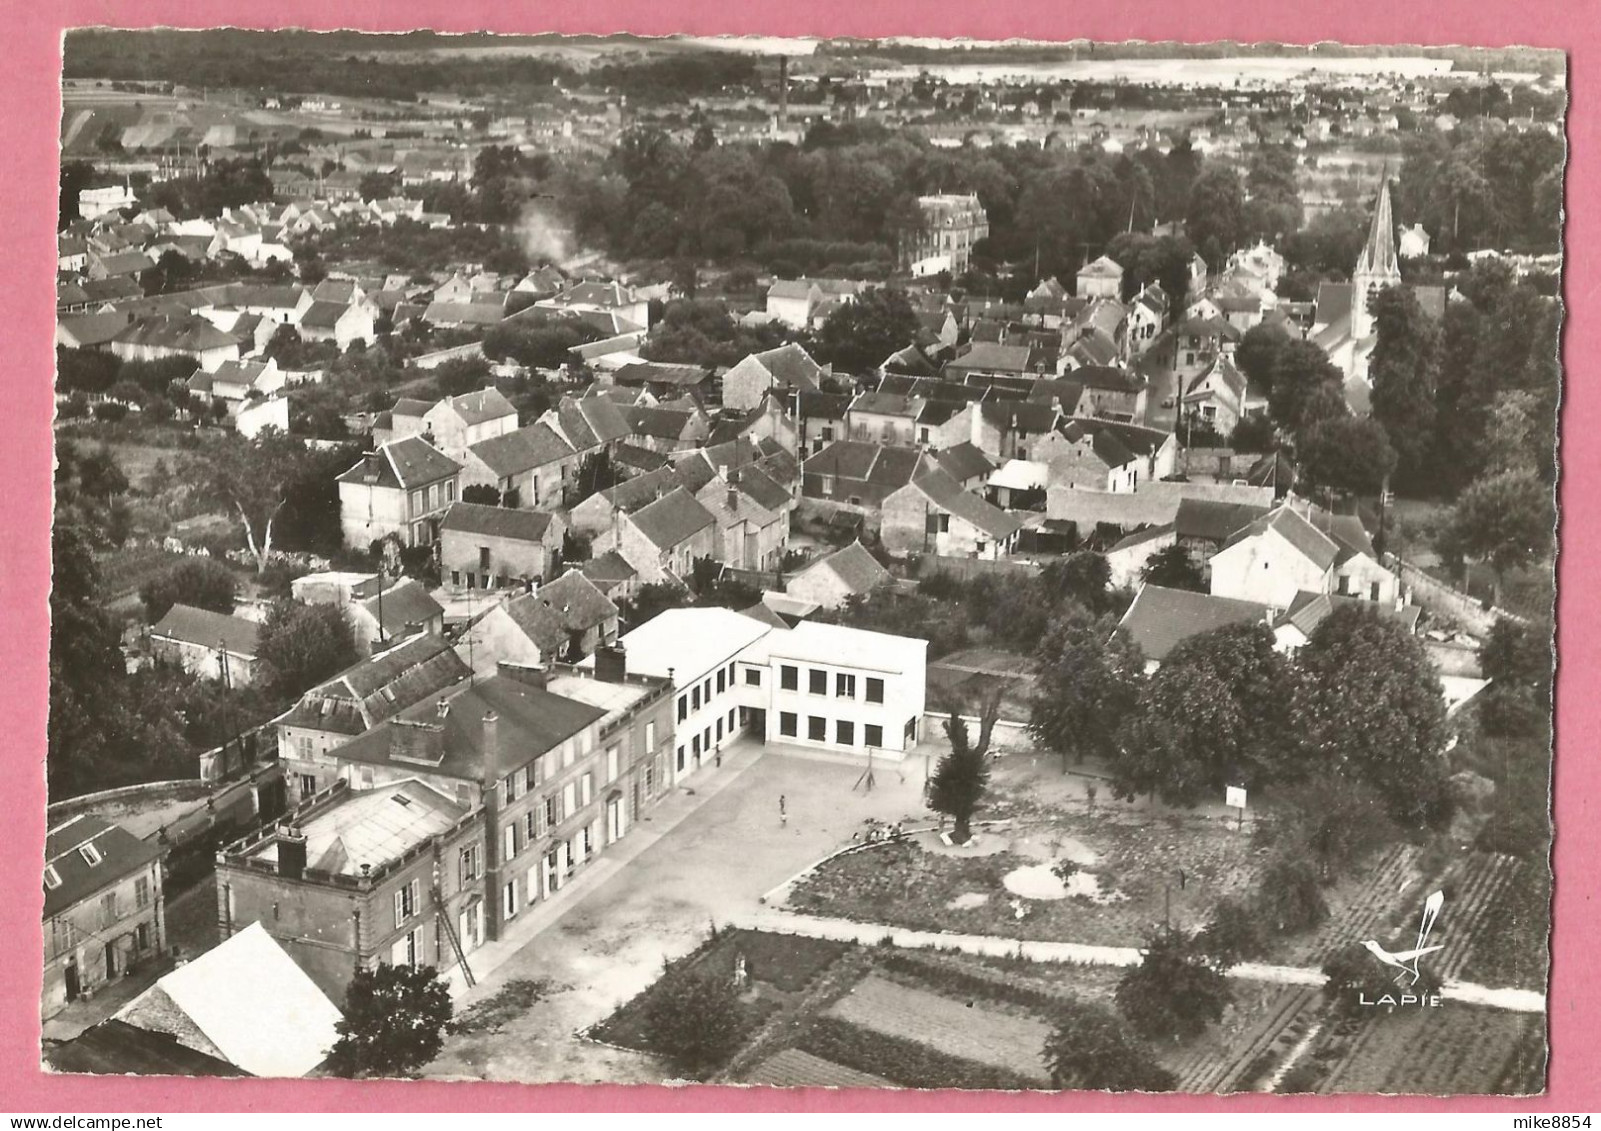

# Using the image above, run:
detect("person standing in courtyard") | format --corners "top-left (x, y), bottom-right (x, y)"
top-left (779, 793), bottom-right (787, 827)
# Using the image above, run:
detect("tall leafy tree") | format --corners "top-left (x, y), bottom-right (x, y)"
top-left (1030, 608), bottom-right (1145, 772)
top-left (1291, 606), bottom-right (1452, 829)
top-left (810, 287), bottom-right (920, 375)
top-left (1043, 1001), bottom-right (1176, 1091)
top-left (929, 689), bottom-right (1000, 843)
top-left (328, 963), bottom-right (453, 1079)
top-left (1368, 286), bottom-right (1439, 489)
top-left (1268, 340), bottom-right (1347, 435)
top-left (1139, 544), bottom-right (1205, 592)
top-left (255, 599), bottom-right (359, 700)
top-left (186, 428), bottom-right (313, 575)
top-left (1115, 927), bottom-right (1234, 1042)
top-left (140, 558), bottom-right (239, 622)
top-left (1115, 623), bottom-right (1295, 806)
top-left (1184, 166), bottom-right (1246, 268)
top-left (1446, 468), bottom-right (1555, 606)
top-left (1296, 416), bottom-right (1397, 499)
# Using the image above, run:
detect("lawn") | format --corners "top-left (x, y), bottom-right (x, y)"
top-left (787, 815), bottom-right (1262, 947)
top-left (1318, 1005), bottom-right (1545, 1095)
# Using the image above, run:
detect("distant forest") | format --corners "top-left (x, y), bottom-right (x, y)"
top-left (63, 29), bottom-right (761, 103)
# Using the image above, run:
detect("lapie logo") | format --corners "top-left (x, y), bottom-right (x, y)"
top-left (1358, 889), bottom-right (1445, 1008)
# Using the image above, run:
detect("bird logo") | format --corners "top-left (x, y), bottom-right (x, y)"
top-left (1362, 890), bottom-right (1445, 987)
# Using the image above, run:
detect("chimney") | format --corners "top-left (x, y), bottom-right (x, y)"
top-left (277, 826), bottom-right (307, 880)
top-left (481, 710), bottom-right (501, 792)
top-left (497, 660), bottom-right (547, 690)
top-left (389, 719), bottom-right (445, 765)
top-left (595, 643), bottom-right (627, 684)
top-left (480, 708), bottom-right (504, 942)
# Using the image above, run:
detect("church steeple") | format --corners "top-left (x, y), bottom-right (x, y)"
top-left (1352, 172), bottom-right (1403, 340)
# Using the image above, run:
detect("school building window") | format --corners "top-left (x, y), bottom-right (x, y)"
top-left (866, 677), bottom-right (885, 704)
top-left (808, 716), bottom-right (826, 741)
top-left (779, 712), bottom-right (797, 737)
top-left (808, 669), bottom-right (827, 695)
top-left (836, 673), bottom-right (856, 698)
top-left (837, 720), bottom-right (855, 745)
top-left (865, 724), bottom-right (883, 747)
top-left (780, 665), bottom-right (798, 690)
top-left (745, 667), bottom-right (761, 686)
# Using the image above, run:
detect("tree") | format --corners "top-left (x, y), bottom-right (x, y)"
top-left (641, 968), bottom-right (745, 1080)
top-left (1185, 167), bottom-right (1246, 269)
top-left (1030, 608), bottom-right (1144, 771)
top-left (187, 428), bottom-right (311, 575)
top-left (1043, 1000), bottom-right (1177, 1091)
top-left (1115, 927), bottom-right (1234, 1042)
top-left (1291, 606), bottom-right (1452, 829)
top-left (1197, 897), bottom-right (1266, 967)
top-left (1267, 340), bottom-right (1347, 435)
top-left (809, 287), bottom-right (920, 375)
top-left (1272, 773), bottom-right (1398, 882)
top-left (460, 484), bottom-right (502, 506)
top-left (1227, 415), bottom-right (1276, 455)
top-left (1296, 416), bottom-right (1397, 498)
top-left (929, 687), bottom-right (1001, 843)
top-left (327, 963), bottom-right (453, 1078)
top-left (1480, 619), bottom-right (1551, 692)
top-left (1254, 853), bottom-right (1329, 935)
top-left (255, 599), bottom-right (359, 700)
top-left (1368, 286), bottom-right (1439, 489)
top-left (1115, 622), bottom-right (1296, 807)
top-left (1447, 469), bottom-right (1555, 606)
top-left (1039, 551), bottom-right (1115, 616)
top-left (140, 558), bottom-right (238, 622)
top-left (1139, 544), bottom-right (1205, 592)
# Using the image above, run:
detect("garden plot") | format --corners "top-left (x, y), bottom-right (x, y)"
top-left (1320, 1004), bottom-right (1545, 1094)
top-left (824, 973), bottom-right (1053, 1083)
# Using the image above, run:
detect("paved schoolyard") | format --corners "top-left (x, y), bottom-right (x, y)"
top-left (426, 739), bottom-right (931, 1083)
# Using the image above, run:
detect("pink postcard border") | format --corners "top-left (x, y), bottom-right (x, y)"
top-left (1, 0), bottom-right (1592, 1112)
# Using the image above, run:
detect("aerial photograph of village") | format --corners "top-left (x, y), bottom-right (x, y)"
top-left (41, 30), bottom-right (1560, 1094)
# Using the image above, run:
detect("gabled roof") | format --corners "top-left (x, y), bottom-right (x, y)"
top-left (329, 674), bottom-right (608, 782)
top-left (1283, 590), bottom-right (1420, 639)
top-left (613, 441), bottom-right (672, 474)
top-left (1224, 505), bottom-right (1341, 571)
top-left (799, 390), bottom-right (852, 419)
top-left (1186, 353), bottom-right (1248, 401)
top-left (745, 342), bottom-right (824, 390)
top-left (440, 501), bottom-right (555, 543)
top-left (440, 387), bottom-right (517, 426)
top-left (935, 441), bottom-right (997, 484)
top-left (910, 467), bottom-right (1024, 540)
top-left (1174, 497), bottom-right (1270, 543)
top-left (980, 399), bottom-right (1058, 433)
top-left (45, 1020), bottom-right (245, 1077)
top-left (338, 436), bottom-right (461, 491)
top-left (579, 550), bottom-right (639, 593)
top-left (356, 578), bottom-right (443, 637)
top-left (281, 633), bottom-right (469, 736)
top-left (114, 922), bottom-right (341, 1078)
top-left (1078, 254), bottom-right (1124, 278)
top-left (626, 405), bottom-right (697, 441)
top-left (793, 539), bottom-right (893, 596)
top-left (43, 815), bottom-right (163, 920)
top-left (949, 342), bottom-right (1034, 374)
top-left (151, 604), bottom-right (259, 656)
top-left (113, 314), bottom-right (240, 353)
top-left (527, 570), bottom-right (618, 636)
top-left (804, 440), bottom-right (931, 489)
top-left (423, 301), bottom-right (507, 327)
top-left (1314, 282), bottom-right (1353, 329)
top-left (612, 361), bottom-right (709, 388)
top-left (467, 422), bottom-right (574, 478)
top-left (628, 486), bottom-right (716, 550)
top-left (1117, 584), bottom-right (1273, 663)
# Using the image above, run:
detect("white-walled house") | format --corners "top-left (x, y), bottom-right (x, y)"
top-left (603, 607), bottom-right (928, 780)
top-left (337, 436), bottom-right (462, 550)
top-left (1208, 502), bottom-right (1400, 610)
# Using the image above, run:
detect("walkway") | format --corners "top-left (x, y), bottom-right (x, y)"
top-left (730, 908), bottom-right (1547, 1015)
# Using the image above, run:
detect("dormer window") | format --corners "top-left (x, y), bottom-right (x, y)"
top-left (79, 843), bottom-right (102, 867)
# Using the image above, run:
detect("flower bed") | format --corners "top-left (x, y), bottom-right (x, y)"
top-left (788, 817), bottom-right (1262, 947)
